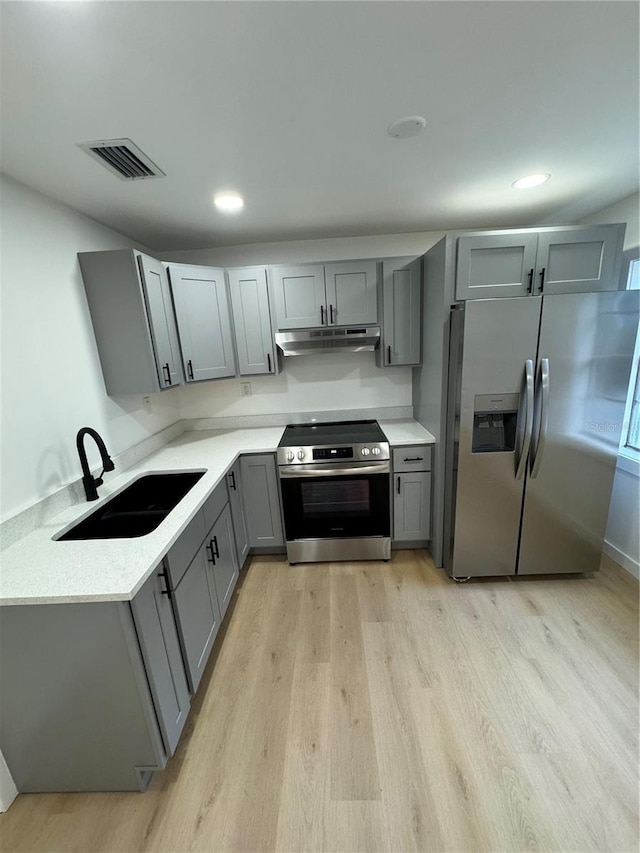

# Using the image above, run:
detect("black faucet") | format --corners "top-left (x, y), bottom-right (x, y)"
top-left (76, 427), bottom-right (115, 501)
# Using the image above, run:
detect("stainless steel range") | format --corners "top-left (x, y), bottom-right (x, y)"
top-left (277, 420), bottom-right (391, 564)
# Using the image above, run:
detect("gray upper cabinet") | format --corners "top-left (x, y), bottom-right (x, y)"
top-left (535, 226), bottom-right (625, 295)
top-left (380, 257), bottom-right (422, 366)
top-left (240, 454), bottom-right (284, 548)
top-left (130, 568), bottom-right (190, 756)
top-left (227, 461), bottom-right (250, 569)
top-left (455, 224), bottom-right (625, 301)
top-left (271, 261), bottom-right (378, 329)
top-left (78, 249), bottom-right (183, 395)
top-left (167, 264), bottom-right (236, 382)
top-left (227, 267), bottom-right (277, 375)
top-left (324, 261), bottom-right (378, 326)
top-left (455, 234), bottom-right (539, 301)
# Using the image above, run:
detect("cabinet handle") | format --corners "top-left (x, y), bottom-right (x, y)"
top-left (158, 567), bottom-right (172, 599)
top-left (527, 268), bottom-right (534, 294)
top-left (187, 359), bottom-right (194, 380)
top-left (397, 476), bottom-right (401, 495)
top-left (206, 541), bottom-right (216, 565)
top-left (320, 305), bottom-right (325, 325)
top-left (229, 470), bottom-right (237, 491)
top-left (403, 456), bottom-right (423, 462)
top-left (267, 353), bottom-right (272, 373)
top-left (387, 345), bottom-right (392, 364)
top-left (212, 536), bottom-right (220, 559)
top-left (162, 363), bottom-right (171, 385)
top-left (539, 267), bottom-right (546, 293)
top-left (329, 304), bottom-right (334, 324)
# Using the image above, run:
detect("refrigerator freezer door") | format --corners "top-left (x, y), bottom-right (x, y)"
top-left (449, 297), bottom-right (542, 577)
top-left (518, 290), bottom-right (639, 575)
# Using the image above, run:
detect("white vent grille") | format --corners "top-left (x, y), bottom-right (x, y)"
top-left (78, 138), bottom-right (165, 180)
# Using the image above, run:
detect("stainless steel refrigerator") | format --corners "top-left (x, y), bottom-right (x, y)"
top-left (443, 290), bottom-right (638, 579)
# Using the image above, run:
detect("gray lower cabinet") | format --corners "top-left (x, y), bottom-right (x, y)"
top-left (227, 461), bottom-right (250, 568)
top-left (392, 446), bottom-right (432, 543)
top-left (379, 256), bottom-right (422, 366)
top-left (78, 249), bottom-right (183, 395)
top-left (240, 454), bottom-right (284, 547)
top-left (208, 504), bottom-right (239, 619)
top-left (455, 224), bottom-right (625, 301)
top-left (227, 267), bottom-right (277, 375)
top-left (167, 264), bottom-right (236, 382)
top-left (130, 568), bottom-right (191, 756)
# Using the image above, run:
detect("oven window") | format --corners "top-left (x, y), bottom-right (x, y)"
top-left (301, 479), bottom-right (370, 517)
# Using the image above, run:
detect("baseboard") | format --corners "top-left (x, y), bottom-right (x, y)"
top-left (603, 540), bottom-right (639, 579)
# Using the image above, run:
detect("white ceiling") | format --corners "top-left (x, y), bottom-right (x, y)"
top-left (1, 1), bottom-right (638, 251)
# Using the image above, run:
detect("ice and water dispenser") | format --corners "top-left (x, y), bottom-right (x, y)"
top-left (471, 393), bottom-right (519, 453)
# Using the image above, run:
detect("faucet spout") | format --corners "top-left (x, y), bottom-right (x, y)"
top-left (76, 427), bottom-right (115, 501)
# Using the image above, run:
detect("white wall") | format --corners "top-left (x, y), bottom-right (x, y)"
top-left (580, 191), bottom-right (640, 575)
top-left (164, 231), bottom-right (443, 418)
top-left (0, 176), bottom-right (181, 522)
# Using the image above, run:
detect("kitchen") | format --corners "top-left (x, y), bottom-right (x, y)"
top-left (1, 2), bottom-right (639, 851)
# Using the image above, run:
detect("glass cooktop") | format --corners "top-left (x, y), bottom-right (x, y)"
top-left (279, 420), bottom-right (387, 448)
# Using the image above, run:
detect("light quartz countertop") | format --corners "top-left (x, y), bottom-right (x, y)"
top-left (0, 420), bottom-right (435, 606)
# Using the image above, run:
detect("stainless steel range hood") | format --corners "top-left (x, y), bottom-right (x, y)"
top-left (275, 326), bottom-right (380, 356)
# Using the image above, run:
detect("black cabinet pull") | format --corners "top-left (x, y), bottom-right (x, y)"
top-left (387, 345), bottom-right (392, 364)
top-left (329, 304), bottom-right (334, 324)
top-left (527, 268), bottom-right (534, 294)
top-left (539, 267), bottom-right (546, 293)
top-left (229, 470), bottom-right (237, 491)
top-left (267, 352), bottom-right (272, 373)
top-left (206, 541), bottom-right (216, 565)
top-left (397, 476), bottom-right (401, 494)
top-left (187, 359), bottom-right (194, 380)
top-left (162, 363), bottom-right (171, 385)
top-left (320, 305), bottom-right (325, 325)
top-left (212, 536), bottom-right (220, 559)
top-left (158, 567), bottom-right (172, 599)
top-left (403, 456), bottom-right (423, 462)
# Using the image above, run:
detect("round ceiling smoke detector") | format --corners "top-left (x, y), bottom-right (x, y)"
top-left (388, 116), bottom-right (427, 139)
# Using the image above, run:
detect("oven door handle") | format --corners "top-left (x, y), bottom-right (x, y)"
top-left (279, 462), bottom-right (390, 478)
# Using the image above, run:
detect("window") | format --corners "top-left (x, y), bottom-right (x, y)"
top-left (621, 254), bottom-right (640, 461)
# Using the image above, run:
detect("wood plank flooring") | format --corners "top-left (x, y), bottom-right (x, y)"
top-left (1, 551), bottom-right (638, 852)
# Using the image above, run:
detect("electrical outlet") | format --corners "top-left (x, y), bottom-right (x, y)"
top-left (240, 382), bottom-right (252, 397)
top-left (143, 395), bottom-right (152, 414)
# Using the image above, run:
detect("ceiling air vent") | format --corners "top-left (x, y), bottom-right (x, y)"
top-left (78, 138), bottom-right (165, 180)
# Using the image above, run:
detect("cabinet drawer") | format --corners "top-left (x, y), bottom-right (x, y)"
top-left (165, 510), bottom-right (207, 588)
top-left (392, 446), bottom-right (432, 472)
top-left (202, 480), bottom-right (229, 532)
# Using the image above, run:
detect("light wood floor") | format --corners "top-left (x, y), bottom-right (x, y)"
top-left (1, 551), bottom-right (638, 853)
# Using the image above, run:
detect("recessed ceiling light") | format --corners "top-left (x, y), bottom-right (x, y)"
top-left (213, 192), bottom-right (244, 212)
top-left (388, 116), bottom-right (427, 139)
top-left (512, 173), bottom-right (551, 190)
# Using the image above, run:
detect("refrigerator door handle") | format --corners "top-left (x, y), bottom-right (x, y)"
top-left (515, 359), bottom-right (535, 480)
top-left (530, 358), bottom-right (550, 479)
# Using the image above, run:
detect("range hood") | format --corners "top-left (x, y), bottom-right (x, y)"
top-left (275, 326), bottom-right (380, 356)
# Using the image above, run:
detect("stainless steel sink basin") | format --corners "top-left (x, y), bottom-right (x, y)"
top-left (56, 472), bottom-right (205, 540)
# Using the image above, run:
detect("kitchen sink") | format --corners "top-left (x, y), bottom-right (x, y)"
top-left (56, 471), bottom-right (205, 540)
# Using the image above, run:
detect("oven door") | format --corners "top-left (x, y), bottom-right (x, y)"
top-left (279, 462), bottom-right (390, 541)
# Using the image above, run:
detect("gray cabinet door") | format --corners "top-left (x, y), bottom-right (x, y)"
top-left (138, 254), bottom-right (183, 388)
top-left (172, 545), bottom-right (222, 693)
top-left (535, 225), bottom-right (625, 295)
top-left (270, 264), bottom-right (326, 330)
top-left (207, 503), bottom-right (239, 620)
top-left (130, 568), bottom-right (190, 756)
top-left (240, 454), bottom-right (284, 547)
top-left (228, 267), bottom-right (276, 375)
top-left (381, 257), bottom-right (421, 365)
top-left (393, 472), bottom-right (431, 541)
top-left (167, 264), bottom-right (236, 382)
top-left (324, 261), bottom-right (378, 325)
top-left (227, 461), bottom-right (250, 569)
top-left (455, 234), bottom-right (538, 301)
